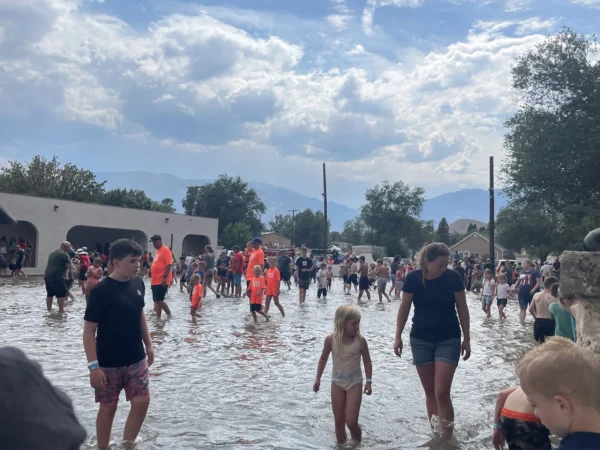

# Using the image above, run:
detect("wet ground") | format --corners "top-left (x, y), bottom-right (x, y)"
top-left (0, 277), bottom-right (536, 449)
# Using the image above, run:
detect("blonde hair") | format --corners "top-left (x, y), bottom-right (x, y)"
top-left (189, 274), bottom-right (200, 284)
top-left (517, 336), bottom-right (600, 411)
top-left (332, 304), bottom-right (362, 345)
top-left (484, 268), bottom-right (493, 277)
top-left (416, 242), bottom-right (450, 286)
top-left (497, 273), bottom-right (507, 282)
top-left (253, 264), bottom-right (262, 276)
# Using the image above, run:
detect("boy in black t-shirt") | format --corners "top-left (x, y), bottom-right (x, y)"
top-left (83, 239), bottom-right (154, 450)
top-left (295, 247), bottom-right (313, 305)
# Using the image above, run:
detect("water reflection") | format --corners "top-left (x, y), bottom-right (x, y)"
top-left (0, 276), bottom-right (535, 449)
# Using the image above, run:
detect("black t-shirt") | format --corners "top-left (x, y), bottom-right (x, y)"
top-left (278, 255), bottom-right (291, 273)
top-left (455, 266), bottom-right (466, 281)
top-left (484, 262), bottom-right (495, 273)
top-left (558, 432), bottom-right (600, 449)
top-left (84, 276), bottom-right (146, 368)
top-left (391, 261), bottom-right (399, 275)
top-left (553, 261), bottom-right (561, 271)
top-left (295, 257), bottom-right (313, 280)
top-left (402, 269), bottom-right (465, 342)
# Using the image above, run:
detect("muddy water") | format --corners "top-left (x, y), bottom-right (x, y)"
top-left (0, 277), bottom-right (534, 449)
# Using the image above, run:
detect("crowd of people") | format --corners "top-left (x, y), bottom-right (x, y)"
top-left (0, 234), bottom-right (34, 276)
top-left (23, 236), bottom-right (599, 450)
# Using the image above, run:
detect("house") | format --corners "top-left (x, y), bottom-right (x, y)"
top-left (449, 232), bottom-right (515, 261)
top-left (260, 232), bottom-right (292, 248)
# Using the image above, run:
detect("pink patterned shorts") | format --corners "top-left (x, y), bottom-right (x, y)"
top-left (95, 359), bottom-right (149, 404)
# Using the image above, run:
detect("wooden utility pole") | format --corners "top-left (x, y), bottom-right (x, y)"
top-left (489, 156), bottom-right (495, 266)
top-left (288, 209), bottom-right (300, 248)
top-left (323, 163), bottom-right (328, 251)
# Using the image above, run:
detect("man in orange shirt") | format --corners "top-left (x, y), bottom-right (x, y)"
top-left (265, 256), bottom-right (285, 317)
top-left (150, 235), bottom-right (173, 319)
top-left (245, 238), bottom-right (264, 288)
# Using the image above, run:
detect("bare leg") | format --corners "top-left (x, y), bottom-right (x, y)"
top-left (520, 308), bottom-right (527, 323)
top-left (264, 296), bottom-right (272, 314)
top-left (258, 310), bottom-right (269, 321)
top-left (46, 296), bottom-right (53, 311)
top-left (57, 296), bottom-right (66, 313)
top-left (331, 383), bottom-right (348, 444)
top-left (154, 302), bottom-right (162, 319)
top-left (251, 311), bottom-right (258, 323)
top-left (160, 301), bottom-right (171, 318)
top-left (357, 289), bottom-right (363, 301)
top-left (123, 396), bottom-right (150, 445)
top-left (366, 289), bottom-right (371, 301)
top-left (96, 402), bottom-right (118, 450)
top-left (416, 364), bottom-right (438, 421)
top-left (345, 383), bottom-right (363, 442)
top-left (382, 291), bottom-right (391, 302)
top-left (434, 362), bottom-right (457, 438)
top-left (67, 290), bottom-right (76, 301)
top-left (499, 305), bottom-right (506, 319)
top-left (273, 298), bottom-right (285, 317)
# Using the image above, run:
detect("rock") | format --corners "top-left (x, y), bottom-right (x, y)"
top-left (559, 251), bottom-right (600, 301)
top-left (575, 301), bottom-right (600, 355)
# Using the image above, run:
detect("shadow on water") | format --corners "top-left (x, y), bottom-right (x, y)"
top-left (0, 276), bottom-right (536, 449)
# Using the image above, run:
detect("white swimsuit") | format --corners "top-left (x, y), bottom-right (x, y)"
top-left (331, 335), bottom-right (363, 392)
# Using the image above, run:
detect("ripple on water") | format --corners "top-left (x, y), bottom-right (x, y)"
top-left (0, 277), bottom-right (535, 449)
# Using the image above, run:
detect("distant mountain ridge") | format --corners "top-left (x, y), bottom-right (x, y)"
top-left (95, 171), bottom-right (508, 231)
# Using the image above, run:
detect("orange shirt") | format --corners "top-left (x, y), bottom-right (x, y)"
top-left (265, 268), bottom-right (280, 296)
top-left (249, 276), bottom-right (266, 305)
top-left (246, 247), bottom-right (265, 279)
top-left (151, 245), bottom-right (173, 285)
top-left (190, 283), bottom-right (203, 309)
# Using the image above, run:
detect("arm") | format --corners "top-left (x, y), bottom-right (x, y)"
top-left (455, 291), bottom-right (471, 360)
top-left (529, 296), bottom-right (537, 318)
top-left (531, 275), bottom-right (541, 294)
top-left (394, 292), bottom-right (413, 357)
top-left (361, 337), bottom-right (372, 395)
top-left (313, 335), bottom-right (332, 392)
top-left (492, 387), bottom-right (518, 450)
top-left (83, 320), bottom-right (106, 388)
top-left (141, 311), bottom-right (154, 365)
top-left (163, 263), bottom-right (172, 285)
top-left (491, 282), bottom-right (497, 300)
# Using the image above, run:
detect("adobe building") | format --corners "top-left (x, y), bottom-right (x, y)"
top-left (0, 193), bottom-right (218, 275)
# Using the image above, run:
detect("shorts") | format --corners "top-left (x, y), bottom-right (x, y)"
top-left (299, 279), bottom-right (310, 290)
top-left (410, 337), bottom-right (461, 366)
top-left (359, 275), bottom-right (370, 291)
top-left (395, 281), bottom-right (404, 290)
top-left (501, 410), bottom-right (551, 450)
top-left (151, 284), bottom-right (168, 302)
top-left (533, 318), bottom-right (555, 343)
top-left (233, 273), bottom-right (242, 286)
top-left (280, 272), bottom-right (291, 282)
top-left (348, 274), bottom-right (358, 286)
top-left (518, 291), bottom-right (533, 309)
top-left (342, 274), bottom-right (349, 284)
top-left (205, 271), bottom-right (214, 284)
top-left (78, 269), bottom-right (87, 281)
top-left (250, 303), bottom-right (262, 312)
top-left (217, 269), bottom-right (227, 278)
top-left (95, 359), bottom-right (149, 404)
top-left (482, 294), bottom-right (493, 305)
top-left (377, 278), bottom-right (387, 293)
top-left (227, 272), bottom-right (234, 280)
top-left (472, 280), bottom-right (482, 290)
top-left (142, 261), bottom-right (150, 269)
top-left (317, 287), bottom-right (327, 298)
top-left (497, 298), bottom-right (507, 307)
top-left (44, 276), bottom-right (68, 298)
top-left (9, 264), bottom-right (16, 271)
top-left (180, 275), bottom-right (187, 284)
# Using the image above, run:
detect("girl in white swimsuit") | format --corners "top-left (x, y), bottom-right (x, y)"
top-left (313, 305), bottom-right (373, 445)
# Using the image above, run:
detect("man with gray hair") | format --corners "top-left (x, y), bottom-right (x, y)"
top-left (44, 241), bottom-right (73, 313)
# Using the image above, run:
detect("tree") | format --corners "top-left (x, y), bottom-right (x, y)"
top-left (0, 155), bottom-right (106, 202)
top-left (101, 188), bottom-right (175, 213)
top-left (467, 223), bottom-right (478, 233)
top-left (293, 209), bottom-right (330, 249)
top-left (220, 222), bottom-right (253, 250)
top-left (268, 214), bottom-right (292, 237)
top-left (182, 175), bottom-right (266, 236)
top-left (329, 231), bottom-right (342, 242)
top-left (436, 218), bottom-right (450, 244)
top-left (160, 198), bottom-right (176, 213)
top-left (341, 218), bottom-right (366, 244)
top-left (360, 181), bottom-right (425, 255)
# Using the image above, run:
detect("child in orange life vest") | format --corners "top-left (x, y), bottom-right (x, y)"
top-left (189, 274), bottom-right (203, 323)
top-left (247, 265), bottom-right (269, 323)
top-left (265, 257), bottom-right (285, 317)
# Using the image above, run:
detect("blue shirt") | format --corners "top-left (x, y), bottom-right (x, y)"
top-left (558, 432), bottom-right (600, 449)
top-left (518, 269), bottom-right (541, 294)
top-left (194, 270), bottom-right (205, 283)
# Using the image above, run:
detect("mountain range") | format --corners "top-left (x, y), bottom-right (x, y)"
top-left (95, 171), bottom-right (508, 231)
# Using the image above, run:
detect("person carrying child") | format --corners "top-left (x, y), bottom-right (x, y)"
top-left (265, 257), bottom-right (285, 317)
top-left (189, 274), bottom-right (203, 322)
top-left (313, 304), bottom-right (372, 445)
top-left (247, 265), bottom-right (269, 323)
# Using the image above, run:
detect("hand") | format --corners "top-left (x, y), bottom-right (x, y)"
top-left (89, 368), bottom-right (106, 389)
top-left (364, 382), bottom-right (372, 395)
top-left (492, 428), bottom-right (505, 450)
top-left (394, 337), bottom-right (403, 357)
top-left (530, 289), bottom-right (536, 295)
top-left (313, 379), bottom-right (320, 393)
top-left (461, 339), bottom-right (471, 361)
top-left (146, 345), bottom-right (155, 366)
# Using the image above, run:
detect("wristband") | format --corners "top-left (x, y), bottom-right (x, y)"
top-left (365, 378), bottom-right (372, 383)
top-left (88, 360), bottom-right (100, 370)
top-left (492, 423), bottom-right (502, 429)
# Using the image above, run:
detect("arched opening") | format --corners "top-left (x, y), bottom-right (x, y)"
top-left (0, 220), bottom-right (39, 267)
top-left (182, 234), bottom-right (210, 257)
top-left (66, 226), bottom-right (148, 255)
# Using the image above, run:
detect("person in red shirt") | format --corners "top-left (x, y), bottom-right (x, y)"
top-left (247, 265), bottom-right (269, 323)
top-left (245, 238), bottom-right (265, 287)
top-left (231, 245), bottom-right (245, 298)
top-left (77, 249), bottom-right (91, 296)
top-left (264, 257), bottom-right (285, 317)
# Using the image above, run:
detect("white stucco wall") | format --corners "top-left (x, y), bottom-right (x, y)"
top-left (0, 193), bottom-right (218, 275)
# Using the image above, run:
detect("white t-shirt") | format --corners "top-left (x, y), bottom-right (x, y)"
top-left (482, 278), bottom-right (496, 296)
top-left (316, 269), bottom-right (327, 289)
top-left (185, 256), bottom-right (193, 266)
top-left (496, 283), bottom-right (510, 299)
top-left (541, 264), bottom-right (553, 277)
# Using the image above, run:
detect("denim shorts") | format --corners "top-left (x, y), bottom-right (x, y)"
top-left (518, 291), bottom-right (533, 309)
top-left (482, 294), bottom-right (493, 305)
top-left (232, 273), bottom-right (242, 286)
top-left (410, 337), bottom-right (461, 366)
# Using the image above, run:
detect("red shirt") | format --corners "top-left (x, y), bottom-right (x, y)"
top-left (232, 252), bottom-right (245, 274)
top-left (79, 254), bottom-right (91, 271)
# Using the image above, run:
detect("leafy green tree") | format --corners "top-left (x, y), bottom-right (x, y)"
top-left (182, 175), bottom-right (266, 236)
top-left (101, 188), bottom-right (175, 212)
top-left (467, 223), bottom-right (477, 233)
top-left (293, 209), bottom-right (330, 249)
top-left (160, 198), bottom-right (176, 212)
top-left (329, 231), bottom-right (343, 242)
top-left (268, 214), bottom-right (292, 237)
top-left (341, 218), bottom-right (366, 244)
top-left (436, 218), bottom-right (450, 244)
top-left (0, 155), bottom-right (106, 202)
top-left (220, 222), bottom-right (253, 250)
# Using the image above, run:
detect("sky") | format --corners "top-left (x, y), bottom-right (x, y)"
top-left (0, 0), bottom-right (599, 208)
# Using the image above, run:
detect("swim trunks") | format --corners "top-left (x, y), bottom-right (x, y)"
top-left (377, 278), bottom-right (387, 293)
top-left (95, 359), bottom-right (149, 404)
top-left (501, 408), bottom-right (551, 450)
top-left (359, 275), bottom-right (369, 290)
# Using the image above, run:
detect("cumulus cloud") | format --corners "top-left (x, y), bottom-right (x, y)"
top-left (570, 0), bottom-right (600, 8)
top-left (362, 0), bottom-right (423, 36)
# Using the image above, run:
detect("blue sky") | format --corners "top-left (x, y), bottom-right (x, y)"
top-left (0, 0), bottom-right (599, 207)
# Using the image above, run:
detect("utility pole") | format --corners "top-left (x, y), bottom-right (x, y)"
top-left (323, 163), bottom-right (328, 251)
top-left (489, 156), bottom-right (495, 266)
top-left (288, 209), bottom-right (300, 248)
top-left (186, 186), bottom-right (202, 216)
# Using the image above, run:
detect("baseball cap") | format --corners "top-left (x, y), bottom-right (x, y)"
top-left (149, 235), bottom-right (162, 242)
top-left (251, 237), bottom-right (262, 244)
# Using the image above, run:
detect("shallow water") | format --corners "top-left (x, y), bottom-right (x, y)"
top-left (0, 277), bottom-right (535, 449)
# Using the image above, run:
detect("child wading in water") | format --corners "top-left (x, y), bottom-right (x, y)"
top-left (480, 268), bottom-right (496, 318)
top-left (189, 274), bottom-right (203, 322)
top-left (313, 304), bottom-right (372, 444)
top-left (495, 273), bottom-right (509, 319)
top-left (247, 265), bottom-right (269, 323)
top-left (85, 257), bottom-right (104, 303)
top-left (265, 257), bottom-right (285, 317)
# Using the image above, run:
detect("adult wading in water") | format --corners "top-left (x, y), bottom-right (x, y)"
top-left (394, 242), bottom-right (471, 440)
